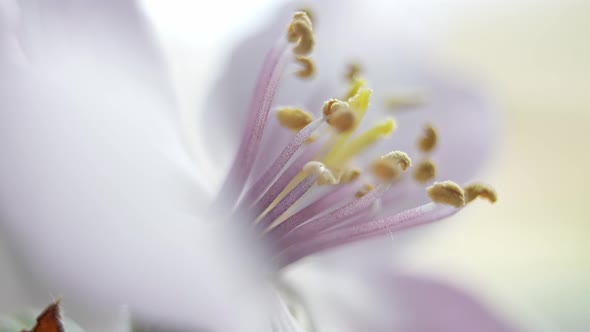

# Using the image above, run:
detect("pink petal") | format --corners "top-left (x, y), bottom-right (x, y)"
top-left (390, 274), bottom-right (520, 332)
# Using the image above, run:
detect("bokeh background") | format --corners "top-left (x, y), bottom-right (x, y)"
top-left (1, 0), bottom-right (588, 331)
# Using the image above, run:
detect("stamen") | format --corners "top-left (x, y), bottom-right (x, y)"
top-left (328, 109), bottom-right (356, 133)
top-left (300, 7), bottom-right (314, 24)
top-left (344, 78), bottom-right (366, 100)
top-left (418, 124), bottom-right (438, 153)
top-left (464, 183), bottom-right (497, 204)
top-left (322, 99), bottom-right (355, 132)
top-left (277, 107), bottom-right (313, 131)
top-left (371, 151), bottom-right (412, 181)
top-left (277, 184), bottom-right (392, 246)
top-left (355, 184), bottom-right (374, 198)
top-left (215, 42), bottom-right (289, 207)
top-left (275, 203), bottom-right (459, 266)
top-left (295, 56), bottom-right (315, 78)
top-left (385, 93), bottom-right (425, 110)
top-left (329, 119), bottom-right (395, 165)
top-left (322, 88), bottom-right (373, 162)
top-left (249, 151), bottom-right (312, 217)
top-left (322, 99), bottom-right (349, 117)
top-left (340, 168), bottom-right (361, 184)
top-left (257, 172), bottom-right (319, 230)
top-left (266, 185), bottom-right (356, 241)
top-left (287, 12), bottom-right (314, 56)
top-left (346, 63), bottom-right (362, 82)
top-left (426, 181), bottom-right (465, 208)
top-left (303, 161), bottom-right (338, 185)
top-left (241, 118), bottom-right (325, 208)
top-left (413, 159), bottom-right (437, 183)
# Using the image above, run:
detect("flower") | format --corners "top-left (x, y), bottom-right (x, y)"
top-left (0, 0), bottom-right (515, 331)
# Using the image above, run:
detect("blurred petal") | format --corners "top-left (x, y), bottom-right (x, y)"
top-left (284, 265), bottom-right (521, 332)
top-left (391, 274), bottom-right (519, 332)
top-left (0, 1), bottom-right (270, 330)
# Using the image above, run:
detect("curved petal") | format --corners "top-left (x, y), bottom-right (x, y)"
top-left (283, 265), bottom-right (521, 332)
top-left (0, 1), bottom-right (271, 330)
top-left (390, 274), bottom-right (520, 332)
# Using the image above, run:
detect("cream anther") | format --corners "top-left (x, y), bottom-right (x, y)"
top-left (464, 183), bottom-right (497, 204)
top-left (303, 161), bottom-right (338, 186)
top-left (295, 56), bottom-right (315, 78)
top-left (277, 107), bottom-right (313, 131)
top-left (427, 181), bottom-right (465, 208)
top-left (346, 63), bottom-right (362, 82)
top-left (340, 168), bottom-right (361, 184)
top-left (371, 151), bottom-right (412, 181)
top-left (287, 12), bottom-right (314, 55)
top-left (355, 184), bottom-right (374, 198)
top-left (418, 124), bottom-right (437, 153)
top-left (322, 99), bottom-right (355, 132)
top-left (413, 159), bottom-right (436, 183)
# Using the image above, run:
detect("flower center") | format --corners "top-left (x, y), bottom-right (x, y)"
top-left (213, 10), bottom-right (497, 269)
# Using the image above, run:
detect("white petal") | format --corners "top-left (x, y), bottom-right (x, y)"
top-left (0, 1), bottom-right (271, 330)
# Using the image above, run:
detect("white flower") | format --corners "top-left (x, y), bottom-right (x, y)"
top-left (0, 1), bottom-right (515, 331)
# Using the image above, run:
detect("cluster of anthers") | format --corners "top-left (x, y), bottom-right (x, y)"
top-left (215, 11), bottom-right (497, 267)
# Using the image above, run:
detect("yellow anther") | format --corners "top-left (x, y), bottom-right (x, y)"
top-left (295, 56), bottom-right (315, 79)
top-left (287, 12), bottom-right (314, 55)
top-left (464, 183), bottom-right (497, 204)
top-left (346, 63), bottom-right (362, 82)
top-left (303, 161), bottom-right (338, 186)
top-left (413, 159), bottom-right (437, 183)
top-left (385, 93), bottom-right (425, 110)
top-left (355, 183), bottom-right (374, 199)
top-left (371, 151), bottom-right (411, 181)
top-left (418, 124), bottom-right (438, 153)
top-left (340, 168), bottom-right (362, 184)
top-left (426, 181), bottom-right (465, 208)
top-left (277, 107), bottom-right (313, 131)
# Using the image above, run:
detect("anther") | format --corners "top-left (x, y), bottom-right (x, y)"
top-left (427, 181), bottom-right (465, 208)
top-left (413, 159), bottom-right (436, 183)
top-left (295, 56), bottom-right (315, 78)
top-left (303, 161), bottom-right (338, 186)
top-left (464, 183), bottom-right (497, 204)
top-left (346, 63), bottom-right (362, 82)
top-left (371, 151), bottom-right (412, 181)
top-left (322, 99), bottom-right (349, 117)
top-left (355, 184), bottom-right (374, 198)
top-left (340, 168), bottom-right (362, 184)
top-left (300, 7), bottom-right (314, 24)
top-left (329, 110), bottom-right (356, 132)
top-left (322, 99), bottom-right (355, 132)
top-left (277, 107), bottom-right (313, 131)
top-left (287, 12), bottom-right (314, 55)
top-left (418, 124), bottom-right (438, 153)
